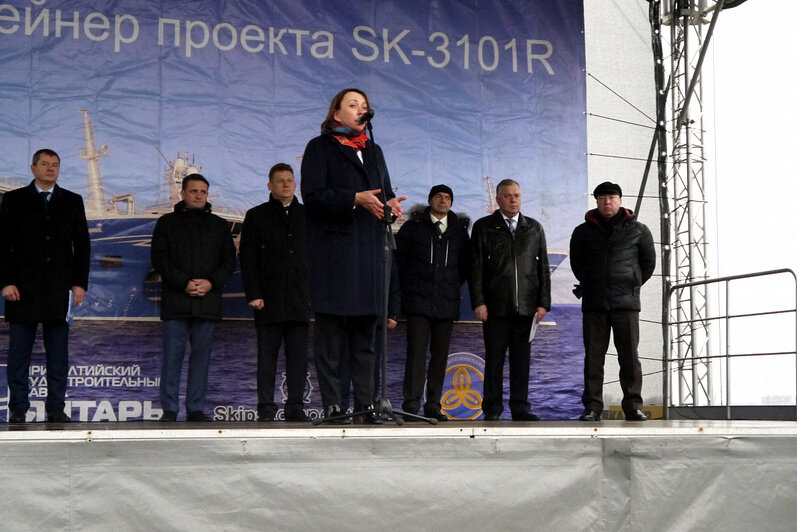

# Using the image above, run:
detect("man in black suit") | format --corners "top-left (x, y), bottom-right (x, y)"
top-left (0, 148), bottom-right (90, 423)
top-left (239, 163), bottom-right (310, 422)
top-left (470, 179), bottom-right (551, 421)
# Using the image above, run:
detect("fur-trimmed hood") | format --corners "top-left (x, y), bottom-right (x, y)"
top-left (405, 204), bottom-right (471, 230)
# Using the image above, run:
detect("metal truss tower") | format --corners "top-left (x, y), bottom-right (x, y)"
top-left (656, 0), bottom-right (733, 408)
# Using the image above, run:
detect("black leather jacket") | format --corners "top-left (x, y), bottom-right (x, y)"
top-left (469, 210), bottom-right (551, 317)
top-left (569, 208), bottom-right (656, 312)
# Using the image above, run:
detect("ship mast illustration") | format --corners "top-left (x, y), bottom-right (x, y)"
top-left (72, 109), bottom-right (246, 318)
top-left (79, 110), bottom-right (137, 217)
top-left (78, 109), bottom-right (109, 218)
top-left (143, 150), bottom-right (203, 215)
top-left (483, 176), bottom-right (499, 214)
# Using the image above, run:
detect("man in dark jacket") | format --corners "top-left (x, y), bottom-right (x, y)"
top-left (396, 184), bottom-right (470, 421)
top-left (151, 174), bottom-right (236, 422)
top-left (240, 163), bottom-right (310, 422)
top-left (470, 179), bottom-right (551, 421)
top-left (570, 181), bottom-right (656, 422)
top-left (0, 149), bottom-right (90, 423)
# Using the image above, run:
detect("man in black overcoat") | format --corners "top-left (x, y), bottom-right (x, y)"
top-left (0, 148), bottom-right (90, 423)
top-left (240, 163), bottom-right (310, 422)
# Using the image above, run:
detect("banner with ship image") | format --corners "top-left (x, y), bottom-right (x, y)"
top-left (0, 0), bottom-right (588, 420)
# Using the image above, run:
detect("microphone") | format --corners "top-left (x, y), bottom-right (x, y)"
top-left (357, 109), bottom-right (375, 125)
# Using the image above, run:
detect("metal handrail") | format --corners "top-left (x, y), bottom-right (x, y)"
top-left (663, 268), bottom-right (797, 419)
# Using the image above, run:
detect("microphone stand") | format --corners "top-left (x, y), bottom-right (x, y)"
top-left (313, 117), bottom-right (437, 426)
top-left (367, 119), bottom-right (437, 425)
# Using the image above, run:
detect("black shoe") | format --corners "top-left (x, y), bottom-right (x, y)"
top-left (8, 409), bottom-right (27, 424)
top-left (285, 410), bottom-right (310, 422)
top-left (324, 405), bottom-right (351, 425)
top-left (483, 413), bottom-right (501, 421)
top-left (579, 410), bottom-right (601, 422)
top-left (257, 411), bottom-right (275, 422)
top-left (511, 410), bottom-right (540, 422)
top-left (186, 411), bottom-right (211, 422)
top-left (159, 410), bottom-right (178, 422)
top-left (424, 409), bottom-right (449, 422)
top-left (359, 405), bottom-right (383, 425)
top-left (625, 409), bottom-right (648, 421)
top-left (363, 411), bottom-right (384, 425)
top-left (47, 411), bottom-right (71, 423)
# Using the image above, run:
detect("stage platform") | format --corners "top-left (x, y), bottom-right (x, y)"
top-left (2, 420), bottom-right (796, 531)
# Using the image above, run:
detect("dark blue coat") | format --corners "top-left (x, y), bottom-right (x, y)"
top-left (0, 181), bottom-right (90, 322)
top-left (300, 133), bottom-right (395, 316)
top-left (395, 206), bottom-right (470, 320)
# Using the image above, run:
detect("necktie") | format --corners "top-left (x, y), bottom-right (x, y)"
top-left (507, 218), bottom-right (515, 233)
top-left (435, 220), bottom-right (443, 237)
top-left (40, 191), bottom-right (51, 208)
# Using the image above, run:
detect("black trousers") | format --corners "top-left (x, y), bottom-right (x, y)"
top-left (313, 313), bottom-right (377, 410)
top-left (7, 320), bottom-right (69, 415)
top-left (340, 322), bottom-right (384, 412)
top-left (581, 310), bottom-right (643, 415)
top-left (256, 321), bottom-right (308, 419)
top-left (402, 315), bottom-right (454, 414)
top-left (481, 315), bottom-right (534, 417)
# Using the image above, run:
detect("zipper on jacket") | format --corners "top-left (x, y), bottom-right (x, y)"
top-left (512, 227), bottom-right (519, 311)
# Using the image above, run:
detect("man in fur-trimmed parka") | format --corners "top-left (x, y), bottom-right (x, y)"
top-left (395, 184), bottom-right (470, 421)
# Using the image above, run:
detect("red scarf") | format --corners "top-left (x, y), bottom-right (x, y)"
top-left (333, 132), bottom-right (368, 151)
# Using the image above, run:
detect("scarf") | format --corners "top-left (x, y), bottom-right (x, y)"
top-left (326, 124), bottom-right (368, 151)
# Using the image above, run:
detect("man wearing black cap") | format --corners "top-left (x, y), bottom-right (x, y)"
top-left (569, 181), bottom-right (656, 422)
top-left (395, 184), bottom-right (471, 421)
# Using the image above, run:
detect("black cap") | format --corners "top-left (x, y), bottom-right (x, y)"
top-left (428, 184), bottom-right (454, 204)
top-left (593, 181), bottom-right (622, 198)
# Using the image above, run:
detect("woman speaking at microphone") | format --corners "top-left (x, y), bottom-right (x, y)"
top-left (301, 88), bottom-right (406, 424)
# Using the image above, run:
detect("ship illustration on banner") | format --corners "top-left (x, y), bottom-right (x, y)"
top-left (0, 110), bottom-right (248, 319)
top-left (0, 110), bottom-right (569, 320)
top-left (76, 110), bottom-right (248, 319)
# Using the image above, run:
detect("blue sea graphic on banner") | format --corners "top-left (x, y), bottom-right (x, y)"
top-left (0, 1), bottom-right (587, 419)
top-left (0, 318), bottom-right (585, 422)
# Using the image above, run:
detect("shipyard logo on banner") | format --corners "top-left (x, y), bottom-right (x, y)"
top-left (441, 352), bottom-right (485, 420)
top-left (0, 364), bottom-right (8, 422)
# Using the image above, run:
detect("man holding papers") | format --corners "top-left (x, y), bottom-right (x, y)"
top-left (470, 179), bottom-right (551, 421)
